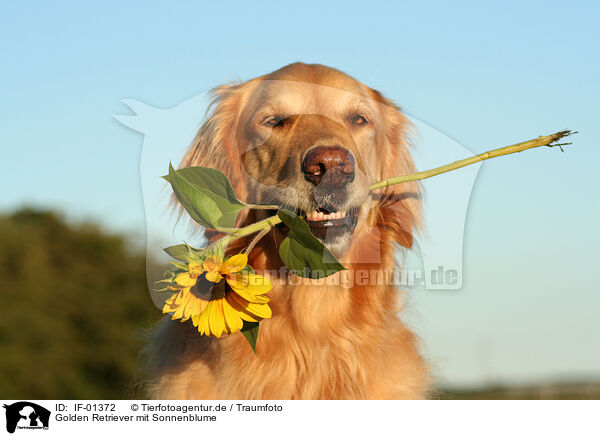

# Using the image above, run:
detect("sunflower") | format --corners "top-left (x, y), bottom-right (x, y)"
top-left (162, 254), bottom-right (272, 337)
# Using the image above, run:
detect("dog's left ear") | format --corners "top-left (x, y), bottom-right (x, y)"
top-left (368, 89), bottom-right (421, 249)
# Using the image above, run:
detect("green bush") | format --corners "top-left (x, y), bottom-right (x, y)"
top-left (0, 209), bottom-right (160, 399)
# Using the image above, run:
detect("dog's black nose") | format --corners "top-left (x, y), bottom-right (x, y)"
top-left (302, 146), bottom-right (355, 186)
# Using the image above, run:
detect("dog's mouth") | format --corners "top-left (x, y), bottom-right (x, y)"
top-left (303, 206), bottom-right (359, 239)
top-left (272, 206), bottom-right (359, 241)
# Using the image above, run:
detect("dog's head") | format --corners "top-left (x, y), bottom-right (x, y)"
top-left (182, 63), bottom-right (420, 262)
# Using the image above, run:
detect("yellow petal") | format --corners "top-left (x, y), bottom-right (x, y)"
top-left (188, 262), bottom-right (204, 278)
top-left (204, 270), bottom-right (223, 283)
top-left (163, 292), bottom-right (178, 309)
top-left (190, 298), bottom-right (208, 327)
top-left (183, 292), bottom-right (199, 320)
top-left (172, 291), bottom-right (192, 320)
top-left (220, 254), bottom-right (248, 275)
top-left (222, 298), bottom-right (244, 333)
top-left (197, 298), bottom-right (209, 318)
top-left (163, 290), bottom-right (185, 314)
top-left (173, 288), bottom-right (187, 306)
top-left (209, 299), bottom-right (226, 338)
top-left (229, 291), bottom-right (272, 319)
top-left (226, 277), bottom-right (270, 304)
top-left (194, 304), bottom-right (210, 335)
top-left (227, 300), bottom-right (261, 322)
top-left (227, 273), bottom-right (271, 294)
top-left (203, 255), bottom-right (223, 272)
top-left (175, 272), bottom-right (197, 287)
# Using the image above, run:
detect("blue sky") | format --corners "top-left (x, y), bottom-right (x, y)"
top-left (1, 0), bottom-right (599, 387)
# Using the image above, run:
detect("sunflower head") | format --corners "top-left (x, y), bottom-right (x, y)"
top-left (161, 253), bottom-right (272, 339)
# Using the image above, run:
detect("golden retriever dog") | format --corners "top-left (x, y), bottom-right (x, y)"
top-left (146, 62), bottom-right (429, 399)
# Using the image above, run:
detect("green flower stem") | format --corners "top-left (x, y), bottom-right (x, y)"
top-left (211, 214), bottom-right (282, 250)
top-left (214, 226), bottom-right (241, 233)
top-left (215, 130), bottom-right (575, 249)
top-left (243, 226), bottom-right (272, 255)
top-left (250, 204), bottom-right (282, 210)
top-left (369, 130), bottom-right (574, 191)
top-left (215, 205), bottom-right (282, 233)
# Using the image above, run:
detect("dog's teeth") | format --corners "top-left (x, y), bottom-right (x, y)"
top-left (306, 210), bottom-right (349, 221)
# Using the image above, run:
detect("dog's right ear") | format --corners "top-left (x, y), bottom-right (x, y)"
top-left (180, 82), bottom-right (248, 202)
top-left (366, 88), bottom-right (421, 250)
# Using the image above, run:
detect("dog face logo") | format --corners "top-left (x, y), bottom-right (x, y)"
top-left (2, 402), bottom-right (50, 434)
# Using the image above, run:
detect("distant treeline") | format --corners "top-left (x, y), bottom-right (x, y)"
top-left (0, 209), bottom-right (160, 399)
top-left (441, 382), bottom-right (600, 400)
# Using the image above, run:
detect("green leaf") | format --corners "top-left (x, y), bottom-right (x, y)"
top-left (163, 244), bottom-right (193, 262)
top-left (163, 163), bottom-right (247, 229)
top-left (154, 271), bottom-right (175, 291)
top-left (277, 209), bottom-right (346, 279)
top-left (211, 242), bottom-right (225, 259)
top-left (163, 242), bottom-right (225, 264)
top-left (167, 260), bottom-right (189, 271)
top-left (240, 321), bottom-right (260, 353)
top-left (156, 270), bottom-right (177, 283)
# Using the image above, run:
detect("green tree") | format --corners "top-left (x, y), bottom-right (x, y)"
top-left (0, 209), bottom-right (160, 399)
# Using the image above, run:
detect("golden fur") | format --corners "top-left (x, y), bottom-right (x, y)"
top-left (145, 63), bottom-right (429, 399)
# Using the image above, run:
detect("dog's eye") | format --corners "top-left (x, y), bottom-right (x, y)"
top-left (264, 116), bottom-right (283, 127)
top-left (352, 115), bottom-right (368, 126)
